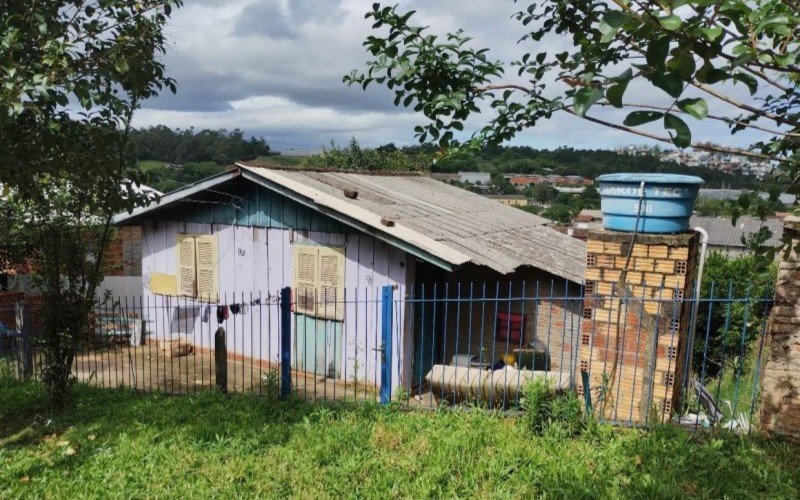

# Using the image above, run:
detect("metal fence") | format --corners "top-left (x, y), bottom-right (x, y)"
top-left (0, 279), bottom-right (772, 430)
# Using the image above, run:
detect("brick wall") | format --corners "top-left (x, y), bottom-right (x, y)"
top-left (760, 216), bottom-right (800, 441)
top-left (103, 226), bottom-right (142, 277)
top-left (579, 229), bottom-right (699, 423)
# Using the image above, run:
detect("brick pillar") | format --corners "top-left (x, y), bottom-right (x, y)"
top-left (579, 229), bottom-right (699, 424)
top-left (760, 216), bottom-right (800, 441)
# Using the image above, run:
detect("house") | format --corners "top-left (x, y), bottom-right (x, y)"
top-left (484, 194), bottom-right (529, 207)
top-left (113, 164), bottom-right (586, 397)
top-left (573, 209), bottom-right (604, 231)
top-left (0, 184), bottom-right (159, 299)
top-left (690, 215), bottom-right (784, 256)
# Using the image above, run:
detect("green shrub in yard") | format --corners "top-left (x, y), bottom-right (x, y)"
top-left (521, 378), bottom-right (585, 436)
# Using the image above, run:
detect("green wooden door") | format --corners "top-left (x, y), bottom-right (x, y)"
top-left (294, 314), bottom-right (343, 378)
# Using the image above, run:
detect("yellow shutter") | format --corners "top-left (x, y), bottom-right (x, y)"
top-left (177, 235), bottom-right (196, 297)
top-left (318, 246), bottom-right (345, 321)
top-left (195, 235), bottom-right (219, 302)
top-left (293, 245), bottom-right (318, 316)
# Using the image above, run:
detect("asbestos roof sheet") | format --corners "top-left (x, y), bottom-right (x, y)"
top-left (241, 165), bottom-right (586, 282)
top-left (690, 215), bottom-right (784, 248)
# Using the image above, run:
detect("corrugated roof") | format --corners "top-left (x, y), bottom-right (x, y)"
top-left (690, 215), bottom-right (784, 248)
top-left (239, 165), bottom-right (585, 282)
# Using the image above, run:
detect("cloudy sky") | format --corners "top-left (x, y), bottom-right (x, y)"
top-left (133, 0), bottom-right (766, 153)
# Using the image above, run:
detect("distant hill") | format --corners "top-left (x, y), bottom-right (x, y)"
top-left (131, 130), bottom-right (765, 193)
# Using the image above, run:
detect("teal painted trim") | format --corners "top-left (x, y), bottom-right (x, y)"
top-left (143, 179), bottom-right (350, 233)
top-left (241, 170), bottom-right (455, 272)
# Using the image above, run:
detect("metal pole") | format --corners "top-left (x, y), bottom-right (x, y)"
top-left (280, 287), bottom-right (292, 399)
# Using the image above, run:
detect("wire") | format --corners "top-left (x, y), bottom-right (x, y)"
top-left (603, 181), bottom-right (646, 419)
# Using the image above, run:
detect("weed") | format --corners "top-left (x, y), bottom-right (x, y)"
top-left (521, 378), bottom-right (585, 436)
top-left (261, 369), bottom-right (280, 401)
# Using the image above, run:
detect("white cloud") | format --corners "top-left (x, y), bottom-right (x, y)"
top-left (139, 0), bottom-right (775, 152)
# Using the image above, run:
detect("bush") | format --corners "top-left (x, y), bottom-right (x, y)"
top-left (521, 378), bottom-right (585, 436)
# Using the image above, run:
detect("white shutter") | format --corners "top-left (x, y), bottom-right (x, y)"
top-left (293, 245), bottom-right (318, 316)
top-left (195, 235), bottom-right (219, 302)
top-left (318, 246), bottom-right (345, 321)
top-left (177, 235), bottom-right (196, 297)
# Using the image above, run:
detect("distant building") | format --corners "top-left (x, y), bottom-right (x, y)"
top-left (554, 186), bottom-right (585, 195)
top-left (485, 194), bottom-right (528, 207)
top-left (573, 209), bottom-right (603, 231)
top-left (690, 215), bottom-right (784, 256)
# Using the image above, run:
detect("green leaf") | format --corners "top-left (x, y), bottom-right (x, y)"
top-left (756, 14), bottom-right (789, 34)
top-left (623, 111), bottom-right (663, 126)
top-left (646, 38), bottom-right (670, 68)
top-left (658, 15), bottom-right (682, 30)
top-left (599, 11), bottom-right (627, 43)
top-left (610, 68), bottom-right (633, 83)
top-left (651, 72), bottom-right (684, 98)
top-left (664, 113), bottom-right (691, 148)
top-left (677, 98), bottom-right (708, 120)
top-left (606, 81), bottom-right (628, 108)
top-left (667, 52), bottom-right (696, 80)
top-left (700, 26), bottom-right (723, 42)
top-left (114, 58), bottom-right (130, 74)
top-left (732, 73), bottom-right (758, 95)
top-left (572, 87), bottom-right (603, 117)
top-left (695, 63), bottom-right (728, 84)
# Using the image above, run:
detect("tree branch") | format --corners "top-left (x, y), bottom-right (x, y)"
top-left (473, 82), bottom-right (789, 162)
top-left (692, 81), bottom-right (800, 128)
top-left (609, 102), bottom-right (800, 138)
top-left (473, 83), bottom-right (534, 94)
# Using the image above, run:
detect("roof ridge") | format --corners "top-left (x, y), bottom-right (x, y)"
top-left (238, 161), bottom-right (426, 177)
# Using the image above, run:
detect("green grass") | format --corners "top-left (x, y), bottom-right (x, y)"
top-left (1, 380), bottom-right (798, 498)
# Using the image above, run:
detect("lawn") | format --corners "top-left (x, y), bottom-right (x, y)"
top-left (1, 379), bottom-right (798, 498)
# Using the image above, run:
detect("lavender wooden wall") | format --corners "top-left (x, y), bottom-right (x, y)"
top-left (130, 219), bottom-right (411, 393)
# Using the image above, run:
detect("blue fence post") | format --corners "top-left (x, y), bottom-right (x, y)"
top-left (280, 287), bottom-right (292, 399)
top-left (380, 286), bottom-right (394, 405)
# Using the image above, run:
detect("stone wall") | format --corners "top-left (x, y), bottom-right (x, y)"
top-left (760, 216), bottom-right (800, 441)
top-left (580, 229), bottom-right (699, 424)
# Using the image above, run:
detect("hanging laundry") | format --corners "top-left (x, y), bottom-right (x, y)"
top-left (240, 304), bottom-right (249, 315)
top-left (201, 306), bottom-right (211, 323)
top-left (230, 303), bottom-right (241, 315)
top-left (216, 305), bottom-right (229, 323)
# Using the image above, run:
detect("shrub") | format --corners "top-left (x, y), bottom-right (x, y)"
top-left (521, 378), bottom-right (585, 436)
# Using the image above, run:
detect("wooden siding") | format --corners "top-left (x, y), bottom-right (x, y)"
top-left (136, 218), bottom-right (410, 392)
top-left (163, 178), bottom-right (351, 233)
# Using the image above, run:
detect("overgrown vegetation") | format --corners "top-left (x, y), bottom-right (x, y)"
top-left (695, 252), bottom-right (776, 379)
top-left (303, 138), bottom-right (431, 171)
top-left (0, 0), bottom-right (181, 407)
top-left (1, 380), bottom-right (798, 497)
top-left (521, 379), bottom-right (586, 436)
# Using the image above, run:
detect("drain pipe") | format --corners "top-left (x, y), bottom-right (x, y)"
top-left (685, 226), bottom-right (709, 381)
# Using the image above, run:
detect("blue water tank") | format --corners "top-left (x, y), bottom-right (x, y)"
top-left (597, 173), bottom-right (704, 233)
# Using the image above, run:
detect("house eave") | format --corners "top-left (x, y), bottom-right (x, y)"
top-left (112, 170), bottom-right (243, 225)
